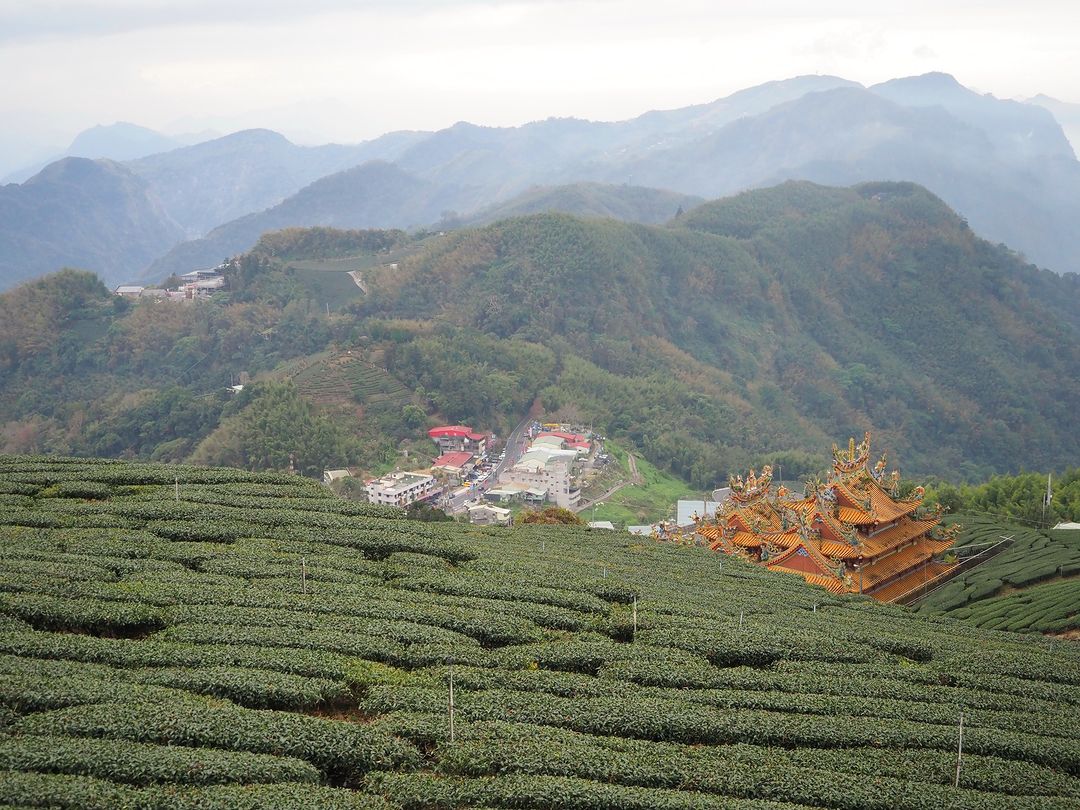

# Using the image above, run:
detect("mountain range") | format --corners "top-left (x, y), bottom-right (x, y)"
top-left (2, 181), bottom-right (1077, 487)
top-left (2, 72), bottom-right (1080, 292)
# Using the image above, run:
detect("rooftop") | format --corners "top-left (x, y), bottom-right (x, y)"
top-left (368, 471), bottom-right (434, 494)
top-left (433, 451), bottom-right (474, 469)
top-left (429, 425), bottom-right (486, 441)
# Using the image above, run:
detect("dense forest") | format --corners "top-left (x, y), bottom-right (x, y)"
top-left (2, 181), bottom-right (1078, 495)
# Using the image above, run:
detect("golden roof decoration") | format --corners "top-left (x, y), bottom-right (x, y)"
top-left (729, 464), bottom-right (773, 505)
top-left (831, 431), bottom-right (872, 476)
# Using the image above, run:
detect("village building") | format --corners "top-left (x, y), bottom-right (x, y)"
top-left (322, 468), bottom-right (351, 486)
top-left (431, 451), bottom-right (475, 484)
top-left (499, 446), bottom-right (581, 509)
top-left (428, 425), bottom-right (488, 456)
top-left (696, 433), bottom-right (959, 602)
top-left (535, 430), bottom-right (591, 454)
top-left (365, 471), bottom-right (438, 508)
top-left (114, 285), bottom-right (145, 298)
top-left (468, 503), bottom-right (513, 526)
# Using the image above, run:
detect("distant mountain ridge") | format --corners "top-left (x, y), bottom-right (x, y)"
top-left (4, 72), bottom-right (1080, 291)
top-left (0, 158), bottom-right (184, 290)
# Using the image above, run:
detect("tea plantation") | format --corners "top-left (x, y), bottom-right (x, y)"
top-left (1, 455), bottom-right (1078, 809)
top-left (916, 515), bottom-right (1080, 634)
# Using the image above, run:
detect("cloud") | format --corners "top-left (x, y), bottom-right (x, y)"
top-left (0, 0), bottom-right (482, 43)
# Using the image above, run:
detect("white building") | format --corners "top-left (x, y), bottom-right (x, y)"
top-left (323, 469), bottom-right (351, 486)
top-left (365, 471), bottom-right (437, 507)
top-left (499, 447), bottom-right (581, 509)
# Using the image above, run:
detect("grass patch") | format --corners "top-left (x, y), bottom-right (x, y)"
top-left (586, 444), bottom-right (695, 527)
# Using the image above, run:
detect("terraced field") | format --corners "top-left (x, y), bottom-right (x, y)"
top-left (285, 352), bottom-right (412, 409)
top-left (1, 455), bottom-right (1079, 809)
top-left (916, 514), bottom-right (1080, 633)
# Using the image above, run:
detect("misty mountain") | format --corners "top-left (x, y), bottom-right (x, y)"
top-left (126, 128), bottom-right (430, 238)
top-left (1029, 94), bottom-right (1080, 153)
top-left (606, 83), bottom-right (1080, 274)
top-left (1, 122), bottom-right (203, 185)
top-left (462, 182), bottom-right (703, 226)
top-left (0, 158), bottom-right (184, 291)
top-left (8, 72), bottom-right (1080, 288)
top-left (144, 161), bottom-right (477, 279)
top-left (871, 73), bottom-right (1074, 161)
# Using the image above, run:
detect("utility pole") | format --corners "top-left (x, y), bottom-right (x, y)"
top-left (955, 712), bottom-right (964, 788)
top-left (448, 666), bottom-right (456, 743)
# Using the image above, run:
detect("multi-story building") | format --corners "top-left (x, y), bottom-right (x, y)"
top-left (499, 447), bottom-right (581, 509)
top-left (428, 426), bottom-right (488, 456)
top-left (365, 471), bottom-right (438, 508)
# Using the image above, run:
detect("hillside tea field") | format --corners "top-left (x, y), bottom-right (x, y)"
top-left (0, 455), bottom-right (1078, 809)
top-left (917, 514), bottom-right (1080, 634)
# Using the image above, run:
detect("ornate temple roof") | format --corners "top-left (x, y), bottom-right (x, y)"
top-left (697, 433), bottom-right (959, 602)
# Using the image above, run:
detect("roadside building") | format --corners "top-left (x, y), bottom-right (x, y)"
top-left (468, 503), bottom-right (513, 526)
top-left (365, 471), bottom-right (438, 508)
top-left (428, 426), bottom-right (488, 456)
top-left (431, 451), bottom-right (475, 485)
top-left (114, 285), bottom-right (144, 298)
top-left (500, 447), bottom-right (581, 509)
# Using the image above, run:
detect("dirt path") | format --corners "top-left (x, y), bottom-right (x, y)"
top-left (574, 453), bottom-right (643, 513)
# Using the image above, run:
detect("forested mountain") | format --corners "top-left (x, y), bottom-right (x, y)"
top-left (2, 181), bottom-right (1077, 489)
top-left (0, 158), bottom-right (184, 291)
top-left (358, 181), bottom-right (1080, 483)
top-left (463, 183), bottom-right (703, 227)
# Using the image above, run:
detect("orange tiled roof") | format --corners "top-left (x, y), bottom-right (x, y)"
top-left (837, 505), bottom-right (874, 524)
top-left (868, 561), bottom-right (957, 603)
top-left (859, 517), bottom-right (939, 558)
top-left (800, 572), bottom-right (849, 594)
top-left (857, 540), bottom-right (938, 590)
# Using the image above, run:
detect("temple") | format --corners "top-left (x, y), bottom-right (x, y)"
top-left (696, 433), bottom-right (959, 602)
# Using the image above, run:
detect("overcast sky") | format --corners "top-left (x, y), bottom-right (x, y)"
top-left (2, 0), bottom-right (1078, 168)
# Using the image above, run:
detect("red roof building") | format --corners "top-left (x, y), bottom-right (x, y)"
top-left (433, 451), bottom-right (475, 471)
top-left (429, 426), bottom-right (487, 455)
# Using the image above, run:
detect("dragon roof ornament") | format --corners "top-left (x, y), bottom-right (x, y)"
top-left (729, 464), bottom-right (773, 505)
top-left (831, 431), bottom-right (872, 477)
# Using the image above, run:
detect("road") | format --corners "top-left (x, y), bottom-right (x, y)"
top-left (444, 414), bottom-right (534, 514)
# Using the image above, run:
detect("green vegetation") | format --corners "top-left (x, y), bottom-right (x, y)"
top-left (3, 183), bottom-right (1080, 491)
top-left (0, 454), bottom-right (1078, 808)
top-left (584, 444), bottom-right (694, 526)
top-left (926, 468), bottom-right (1080, 527)
top-left (915, 514), bottom-right (1080, 633)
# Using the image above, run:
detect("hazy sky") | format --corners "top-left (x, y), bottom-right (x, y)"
top-left (2, 0), bottom-right (1078, 165)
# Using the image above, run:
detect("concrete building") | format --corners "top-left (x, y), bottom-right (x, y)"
top-left (365, 471), bottom-right (438, 508)
top-left (500, 447), bottom-right (580, 509)
top-left (428, 426), bottom-right (488, 456)
top-left (468, 503), bottom-right (513, 526)
top-left (323, 469), bottom-right (351, 486)
top-left (676, 499), bottom-right (721, 528)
